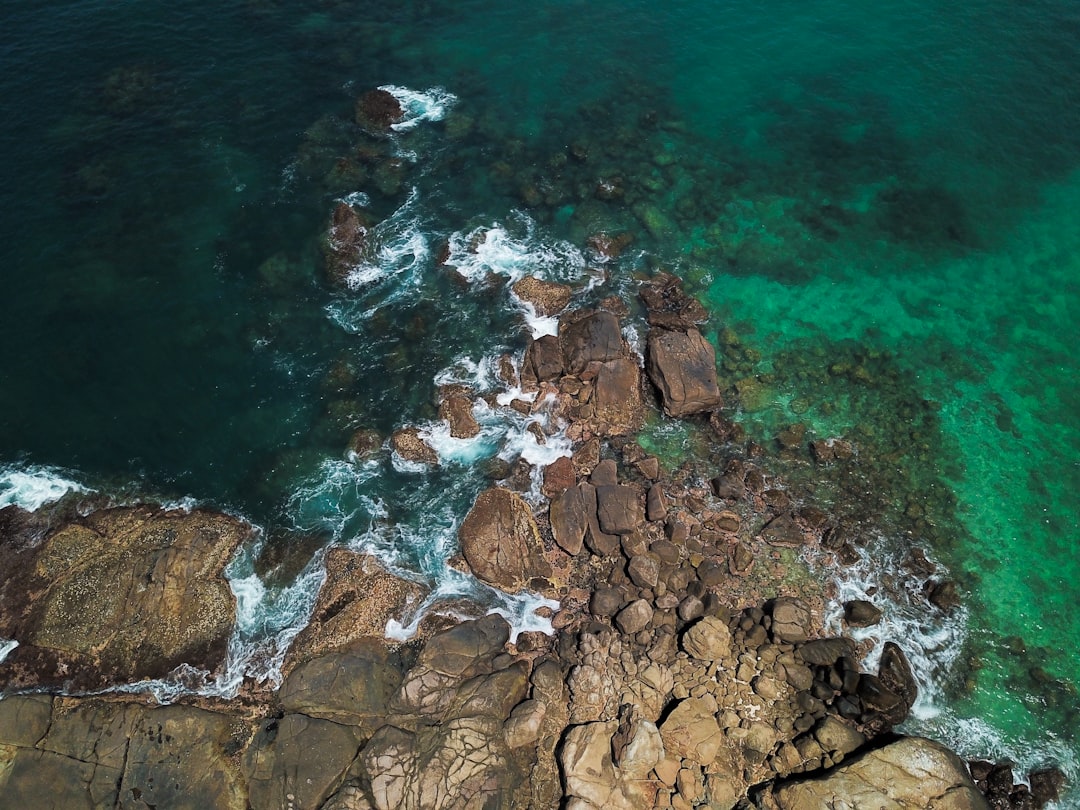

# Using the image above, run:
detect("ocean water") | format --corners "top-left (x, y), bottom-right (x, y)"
top-left (2, 0), bottom-right (1079, 803)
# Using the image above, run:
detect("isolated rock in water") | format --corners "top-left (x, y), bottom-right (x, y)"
top-left (323, 201), bottom-right (371, 287)
top-left (646, 327), bottom-right (723, 417)
top-left (354, 87), bottom-right (404, 134)
top-left (438, 390), bottom-right (480, 439)
top-left (459, 487), bottom-right (551, 592)
top-left (757, 736), bottom-right (991, 809)
top-left (512, 275), bottom-right (572, 317)
top-left (844, 599), bottom-right (883, 627)
top-left (390, 426), bottom-right (439, 465)
top-left (0, 505), bottom-right (249, 691)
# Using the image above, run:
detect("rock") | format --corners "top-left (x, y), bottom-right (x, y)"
top-left (244, 713), bottom-right (367, 810)
top-left (878, 642), bottom-right (918, 720)
top-left (659, 696), bottom-right (724, 766)
top-left (615, 599), bottom-right (654, 634)
top-left (286, 550), bottom-right (426, 667)
top-left (0, 506), bottom-right (249, 691)
top-left (844, 599), bottom-right (883, 627)
top-left (523, 335), bottom-right (565, 383)
top-left (390, 427), bottom-right (439, 465)
top-left (761, 514), bottom-right (806, 548)
top-left (678, 596), bottom-right (705, 623)
top-left (560, 310), bottom-right (626, 374)
top-left (812, 716), bottom-right (867, 757)
top-left (591, 587), bottom-right (625, 618)
top-left (561, 721), bottom-right (655, 809)
top-left (347, 428), bottom-right (384, 459)
top-left (459, 488), bottom-right (551, 592)
top-left (681, 616), bottom-right (733, 662)
top-left (798, 638), bottom-right (856, 666)
top-left (542, 455), bottom-right (576, 497)
top-left (438, 392), bottom-right (480, 439)
top-left (628, 554), bottom-right (660, 589)
top-left (645, 328), bottom-right (723, 417)
top-left (758, 736), bottom-right (991, 809)
top-left (550, 484), bottom-right (592, 556)
top-left (324, 201), bottom-right (372, 286)
top-left (925, 579), bottom-right (963, 611)
top-left (638, 272), bottom-right (709, 331)
top-left (590, 459), bottom-right (619, 487)
top-left (280, 639), bottom-right (404, 725)
top-left (647, 484), bottom-right (668, 522)
top-left (592, 358), bottom-right (645, 435)
top-left (611, 705), bottom-right (664, 775)
top-left (1029, 767), bottom-right (1066, 807)
top-left (596, 484), bottom-right (645, 535)
top-left (768, 597), bottom-right (813, 644)
top-left (512, 276), bottom-right (572, 316)
top-left (354, 87), bottom-right (404, 134)
top-left (504, 698), bottom-right (547, 748)
top-left (581, 483), bottom-right (622, 556)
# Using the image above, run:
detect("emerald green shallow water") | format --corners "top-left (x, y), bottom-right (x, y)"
top-left (1, 0), bottom-right (1078, 799)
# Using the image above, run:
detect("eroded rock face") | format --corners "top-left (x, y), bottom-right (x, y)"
top-left (286, 549), bottom-right (426, 669)
top-left (458, 487), bottom-right (551, 592)
top-left (646, 328), bottom-right (723, 417)
top-left (512, 276), bottom-right (572, 317)
top-left (755, 736), bottom-right (991, 810)
top-left (0, 506), bottom-right (250, 691)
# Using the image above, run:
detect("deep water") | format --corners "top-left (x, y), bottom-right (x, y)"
top-left (2, 0), bottom-right (1079, 802)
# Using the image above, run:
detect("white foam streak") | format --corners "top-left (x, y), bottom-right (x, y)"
top-left (345, 187), bottom-right (428, 290)
top-left (0, 639), bottom-right (18, 665)
top-left (433, 355), bottom-right (501, 391)
top-left (446, 212), bottom-right (587, 286)
top-left (0, 464), bottom-right (91, 511)
top-left (378, 85), bottom-right (457, 131)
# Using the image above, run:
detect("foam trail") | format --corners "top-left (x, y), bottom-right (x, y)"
top-left (0, 464), bottom-right (90, 511)
top-left (433, 354), bottom-right (502, 391)
top-left (0, 639), bottom-right (17, 665)
top-left (445, 211), bottom-right (587, 286)
top-left (379, 85), bottom-right (457, 131)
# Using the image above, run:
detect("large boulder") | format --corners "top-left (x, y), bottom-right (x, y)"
top-left (0, 506), bottom-right (250, 691)
top-left (458, 487), bottom-right (551, 592)
top-left (354, 87), bottom-right (404, 134)
top-left (391, 427), bottom-right (439, 465)
top-left (756, 736), bottom-right (991, 809)
top-left (646, 327), bottom-right (723, 417)
top-left (438, 389), bottom-right (480, 439)
top-left (592, 358), bottom-right (645, 436)
top-left (560, 720), bottom-right (659, 809)
top-left (560, 310), bottom-right (626, 374)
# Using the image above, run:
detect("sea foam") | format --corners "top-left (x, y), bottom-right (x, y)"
top-left (0, 464), bottom-right (90, 511)
top-left (379, 85), bottom-right (457, 131)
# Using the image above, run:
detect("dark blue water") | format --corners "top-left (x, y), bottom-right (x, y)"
top-left (3, 0), bottom-right (1080, 800)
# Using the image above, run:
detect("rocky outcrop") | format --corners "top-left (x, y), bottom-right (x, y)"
top-left (438, 387), bottom-right (481, 439)
top-left (511, 276), bottom-right (572, 317)
top-left (285, 549), bottom-right (426, 669)
top-left (391, 427), bottom-right (439, 465)
top-left (458, 488), bottom-right (551, 592)
top-left (646, 328), bottom-right (723, 417)
top-left (0, 506), bottom-right (249, 691)
top-left (324, 201), bottom-right (372, 286)
top-left (753, 736), bottom-right (991, 809)
top-left (355, 88), bottom-right (404, 135)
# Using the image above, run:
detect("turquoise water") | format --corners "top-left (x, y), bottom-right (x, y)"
top-left (2, 0), bottom-right (1079, 801)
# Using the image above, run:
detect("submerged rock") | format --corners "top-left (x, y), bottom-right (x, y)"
top-left (354, 88), bottom-right (404, 135)
top-left (0, 505), bottom-right (250, 691)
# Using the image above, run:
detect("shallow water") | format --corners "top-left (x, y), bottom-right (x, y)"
top-left (2, 0), bottom-right (1079, 802)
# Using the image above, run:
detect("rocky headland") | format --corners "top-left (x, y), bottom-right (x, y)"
top-left (0, 270), bottom-right (1065, 810)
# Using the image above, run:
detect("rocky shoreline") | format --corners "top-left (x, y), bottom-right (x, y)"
top-left (0, 269), bottom-right (1066, 809)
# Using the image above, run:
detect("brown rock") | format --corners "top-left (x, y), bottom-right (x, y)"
top-left (628, 554), bottom-right (661, 589)
top-left (323, 202), bottom-right (372, 286)
top-left (659, 696), bottom-right (724, 766)
top-left (646, 328), bottom-right (723, 417)
top-left (592, 358), bottom-right (645, 436)
top-left (596, 484), bottom-right (645, 535)
top-left (523, 335), bottom-right (564, 383)
top-left (458, 488), bottom-right (551, 592)
top-left (581, 482), bottom-right (621, 556)
top-left (844, 599), bottom-right (883, 627)
top-left (438, 393), bottom-right (480, 439)
top-left (638, 272), bottom-right (708, 331)
top-left (681, 616), bottom-right (733, 662)
top-left (615, 599), bottom-right (654, 634)
top-left (511, 276), bottom-right (572, 316)
top-left (769, 597), bottom-right (812, 644)
top-left (590, 458), bottom-right (619, 487)
top-left (0, 506), bottom-right (249, 691)
top-left (390, 427), bottom-right (438, 465)
top-left (354, 88), bottom-right (404, 134)
top-left (761, 514), bottom-right (806, 547)
top-left (549, 484), bottom-right (592, 556)
top-left (647, 484), bottom-right (668, 522)
top-left (560, 310), bottom-right (626, 374)
top-left (542, 455), bottom-right (576, 497)
top-left (286, 550), bottom-right (426, 667)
